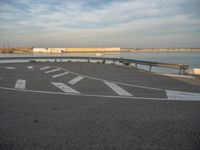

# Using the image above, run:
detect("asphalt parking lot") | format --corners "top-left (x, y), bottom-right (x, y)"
top-left (0, 62), bottom-right (200, 150)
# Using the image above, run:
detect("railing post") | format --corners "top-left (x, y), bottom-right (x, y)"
top-left (87, 59), bottom-right (90, 63)
top-left (179, 68), bottom-right (182, 75)
top-left (149, 65), bottom-right (152, 72)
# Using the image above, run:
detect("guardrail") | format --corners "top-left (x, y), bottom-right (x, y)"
top-left (0, 56), bottom-right (189, 74)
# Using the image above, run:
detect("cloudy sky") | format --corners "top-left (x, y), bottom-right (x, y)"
top-left (0, 0), bottom-right (200, 48)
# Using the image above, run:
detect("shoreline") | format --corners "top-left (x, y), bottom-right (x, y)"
top-left (126, 49), bottom-right (200, 52)
top-left (0, 48), bottom-right (200, 54)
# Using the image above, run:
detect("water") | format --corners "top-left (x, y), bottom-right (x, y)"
top-left (120, 51), bottom-right (200, 68)
top-left (0, 51), bottom-right (200, 74)
top-left (65, 51), bottom-right (200, 74)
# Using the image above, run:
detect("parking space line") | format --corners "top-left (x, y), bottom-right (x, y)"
top-left (45, 68), bottom-right (61, 74)
top-left (52, 72), bottom-right (69, 78)
top-left (68, 76), bottom-right (84, 85)
top-left (51, 82), bottom-right (80, 94)
top-left (104, 82), bottom-right (133, 96)
top-left (4, 67), bottom-right (16, 70)
top-left (27, 66), bottom-right (33, 69)
top-left (40, 66), bottom-right (50, 70)
top-left (166, 90), bottom-right (200, 101)
top-left (14, 79), bottom-right (26, 89)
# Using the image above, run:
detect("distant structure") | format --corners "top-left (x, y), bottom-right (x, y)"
top-left (33, 48), bottom-right (65, 53)
top-left (33, 48), bottom-right (121, 53)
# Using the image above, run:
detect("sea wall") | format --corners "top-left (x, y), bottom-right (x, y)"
top-left (126, 48), bottom-right (200, 52)
top-left (0, 48), bottom-right (32, 53)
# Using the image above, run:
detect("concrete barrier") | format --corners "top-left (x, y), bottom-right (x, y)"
top-left (185, 68), bottom-right (200, 75)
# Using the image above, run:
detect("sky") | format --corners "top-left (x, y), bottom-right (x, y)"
top-left (0, 0), bottom-right (200, 48)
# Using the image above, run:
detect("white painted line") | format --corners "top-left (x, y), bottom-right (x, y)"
top-left (160, 74), bottom-right (195, 79)
top-left (52, 72), bottom-right (69, 78)
top-left (55, 66), bottom-right (166, 91)
top-left (45, 68), bottom-right (61, 74)
top-left (68, 76), bottom-right (84, 85)
top-left (27, 66), bottom-right (33, 69)
top-left (4, 67), bottom-right (15, 70)
top-left (166, 90), bottom-right (200, 101)
top-left (40, 66), bottom-right (50, 70)
top-left (14, 79), bottom-right (26, 89)
top-left (51, 82), bottom-right (80, 94)
top-left (104, 82), bottom-right (133, 96)
top-left (1, 85), bottom-right (200, 101)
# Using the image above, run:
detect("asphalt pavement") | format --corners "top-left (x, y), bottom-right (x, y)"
top-left (0, 62), bottom-right (200, 150)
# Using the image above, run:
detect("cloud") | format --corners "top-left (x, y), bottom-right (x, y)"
top-left (0, 0), bottom-right (200, 47)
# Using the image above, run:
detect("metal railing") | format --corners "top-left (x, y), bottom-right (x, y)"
top-left (0, 56), bottom-right (189, 74)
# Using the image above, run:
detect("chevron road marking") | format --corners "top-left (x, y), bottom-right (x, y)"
top-left (40, 66), bottom-right (50, 70)
top-left (14, 79), bottom-right (26, 89)
top-left (104, 82), bottom-right (133, 96)
top-left (27, 66), bottom-right (33, 69)
top-left (4, 67), bottom-right (16, 70)
top-left (45, 68), bottom-right (61, 74)
top-left (51, 82), bottom-right (80, 94)
top-left (166, 90), bottom-right (200, 101)
top-left (52, 72), bottom-right (69, 78)
top-left (68, 76), bottom-right (84, 85)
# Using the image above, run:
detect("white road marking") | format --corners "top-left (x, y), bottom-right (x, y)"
top-left (27, 66), bottom-right (33, 69)
top-left (160, 74), bottom-right (195, 79)
top-left (45, 68), bottom-right (61, 74)
top-left (40, 66), bottom-right (50, 70)
top-left (1, 86), bottom-right (200, 101)
top-left (4, 67), bottom-right (15, 70)
top-left (55, 66), bottom-right (166, 91)
top-left (52, 72), bottom-right (69, 78)
top-left (51, 82), bottom-right (80, 94)
top-left (14, 79), bottom-right (26, 89)
top-left (166, 90), bottom-right (200, 101)
top-left (104, 82), bottom-right (133, 96)
top-left (68, 76), bottom-right (84, 85)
